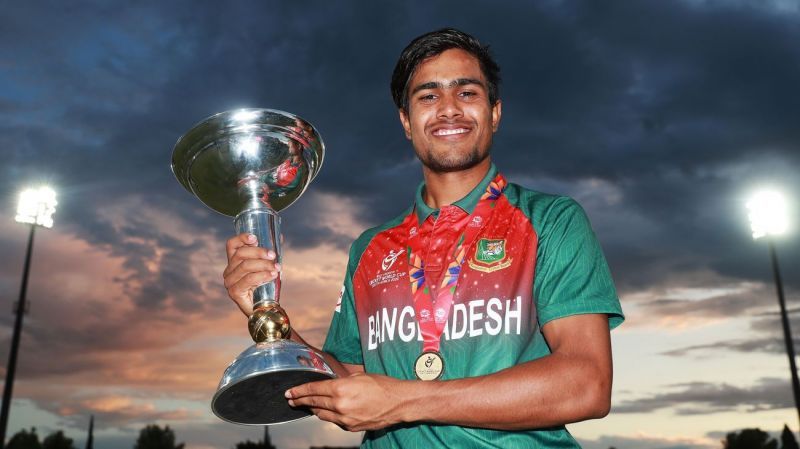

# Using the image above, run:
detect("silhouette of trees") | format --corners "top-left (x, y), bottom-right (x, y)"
top-left (234, 440), bottom-right (276, 449)
top-left (721, 426), bottom-right (800, 449)
top-left (4, 422), bottom-right (799, 449)
top-left (234, 427), bottom-right (275, 449)
top-left (6, 427), bottom-right (42, 449)
top-left (42, 430), bottom-right (75, 449)
top-left (5, 428), bottom-right (75, 449)
top-left (782, 425), bottom-right (800, 449)
top-left (133, 425), bottom-right (184, 449)
top-left (723, 428), bottom-right (777, 449)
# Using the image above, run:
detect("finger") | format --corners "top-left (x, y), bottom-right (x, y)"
top-left (289, 395), bottom-right (337, 412)
top-left (223, 258), bottom-right (280, 287)
top-left (286, 379), bottom-right (335, 400)
top-left (227, 271), bottom-right (277, 314)
top-left (224, 247), bottom-right (278, 278)
top-left (226, 233), bottom-right (258, 262)
top-left (226, 272), bottom-right (274, 316)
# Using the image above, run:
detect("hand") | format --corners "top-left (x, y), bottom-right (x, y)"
top-left (285, 373), bottom-right (409, 431)
top-left (223, 232), bottom-right (280, 316)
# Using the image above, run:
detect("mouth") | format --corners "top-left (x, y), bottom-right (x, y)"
top-left (431, 127), bottom-right (471, 137)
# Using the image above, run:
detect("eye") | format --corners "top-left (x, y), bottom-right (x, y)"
top-left (459, 90), bottom-right (478, 99)
top-left (418, 93), bottom-right (437, 103)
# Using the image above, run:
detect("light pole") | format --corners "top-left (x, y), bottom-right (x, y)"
top-left (0, 186), bottom-right (57, 447)
top-left (747, 189), bottom-right (797, 429)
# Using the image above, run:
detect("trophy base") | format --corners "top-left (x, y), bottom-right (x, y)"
top-left (212, 339), bottom-right (336, 425)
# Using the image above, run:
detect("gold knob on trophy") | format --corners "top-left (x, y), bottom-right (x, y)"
top-left (248, 304), bottom-right (291, 343)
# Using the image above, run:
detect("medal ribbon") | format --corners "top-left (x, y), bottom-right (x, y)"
top-left (407, 174), bottom-right (507, 353)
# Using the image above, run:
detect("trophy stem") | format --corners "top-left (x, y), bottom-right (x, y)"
top-left (235, 207), bottom-right (292, 343)
top-left (234, 207), bottom-right (282, 307)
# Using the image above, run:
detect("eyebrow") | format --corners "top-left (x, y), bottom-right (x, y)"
top-left (410, 78), bottom-right (485, 95)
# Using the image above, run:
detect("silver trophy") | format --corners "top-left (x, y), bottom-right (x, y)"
top-left (172, 108), bottom-right (335, 425)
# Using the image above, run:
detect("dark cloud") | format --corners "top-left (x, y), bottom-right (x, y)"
top-left (641, 294), bottom-right (764, 319)
top-left (630, 280), bottom-right (779, 322)
top-left (281, 198), bottom-right (371, 251)
top-left (614, 377), bottom-right (793, 414)
top-left (2, 0), bottom-right (799, 297)
top-left (661, 308), bottom-right (800, 356)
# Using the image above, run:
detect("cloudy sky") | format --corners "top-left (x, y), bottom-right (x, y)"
top-left (1, 1), bottom-right (799, 448)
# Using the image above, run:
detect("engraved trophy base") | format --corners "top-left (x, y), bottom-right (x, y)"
top-left (212, 339), bottom-right (335, 425)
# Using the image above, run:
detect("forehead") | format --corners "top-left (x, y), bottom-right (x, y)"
top-left (409, 48), bottom-right (485, 88)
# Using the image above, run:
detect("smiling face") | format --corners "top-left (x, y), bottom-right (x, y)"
top-left (399, 48), bottom-right (502, 174)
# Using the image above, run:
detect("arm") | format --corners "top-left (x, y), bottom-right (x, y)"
top-left (287, 313), bottom-right (612, 431)
top-left (223, 233), bottom-right (364, 378)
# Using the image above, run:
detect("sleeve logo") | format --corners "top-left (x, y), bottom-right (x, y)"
top-left (335, 284), bottom-right (344, 312)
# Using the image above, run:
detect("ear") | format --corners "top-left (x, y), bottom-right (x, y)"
top-left (491, 100), bottom-right (502, 132)
top-left (398, 108), bottom-right (412, 140)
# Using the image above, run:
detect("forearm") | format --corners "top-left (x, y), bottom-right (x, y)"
top-left (286, 315), bottom-right (613, 433)
top-left (397, 351), bottom-right (611, 430)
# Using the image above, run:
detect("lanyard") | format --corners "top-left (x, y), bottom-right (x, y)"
top-left (407, 174), bottom-right (507, 353)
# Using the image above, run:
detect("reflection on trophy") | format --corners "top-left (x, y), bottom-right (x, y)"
top-left (171, 109), bottom-right (335, 425)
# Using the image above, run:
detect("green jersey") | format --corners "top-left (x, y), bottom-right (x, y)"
top-left (324, 165), bottom-right (624, 448)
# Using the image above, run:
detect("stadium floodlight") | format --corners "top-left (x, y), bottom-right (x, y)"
top-left (14, 186), bottom-right (58, 228)
top-left (1, 185), bottom-right (58, 446)
top-left (747, 189), bottom-right (789, 240)
top-left (746, 187), bottom-right (798, 430)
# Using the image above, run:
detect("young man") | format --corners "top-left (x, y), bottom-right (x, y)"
top-left (223, 28), bottom-right (624, 448)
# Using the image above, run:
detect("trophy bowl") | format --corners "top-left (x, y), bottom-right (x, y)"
top-left (172, 108), bottom-right (335, 425)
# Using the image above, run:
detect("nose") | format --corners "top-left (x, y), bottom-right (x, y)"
top-left (437, 91), bottom-right (463, 120)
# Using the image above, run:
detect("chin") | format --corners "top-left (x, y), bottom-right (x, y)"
top-left (421, 150), bottom-right (489, 173)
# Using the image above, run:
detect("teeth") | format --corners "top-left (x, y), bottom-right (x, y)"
top-left (434, 128), bottom-right (468, 136)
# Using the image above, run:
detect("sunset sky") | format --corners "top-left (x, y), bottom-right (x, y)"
top-left (1, 1), bottom-right (799, 448)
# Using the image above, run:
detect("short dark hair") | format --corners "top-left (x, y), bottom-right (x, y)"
top-left (390, 28), bottom-right (501, 111)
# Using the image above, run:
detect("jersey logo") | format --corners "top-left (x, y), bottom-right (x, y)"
top-left (476, 239), bottom-right (505, 263)
top-left (468, 216), bottom-right (483, 228)
top-left (468, 238), bottom-right (512, 273)
top-left (381, 249), bottom-right (405, 271)
top-left (419, 308), bottom-right (431, 322)
top-left (369, 249), bottom-right (406, 288)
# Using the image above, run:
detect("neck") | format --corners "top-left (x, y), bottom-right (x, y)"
top-left (422, 159), bottom-right (491, 209)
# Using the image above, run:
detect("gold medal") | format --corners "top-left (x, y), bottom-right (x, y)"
top-left (414, 351), bottom-right (444, 381)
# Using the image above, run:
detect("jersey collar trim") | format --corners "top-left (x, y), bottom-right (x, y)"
top-left (414, 163), bottom-right (499, 225)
